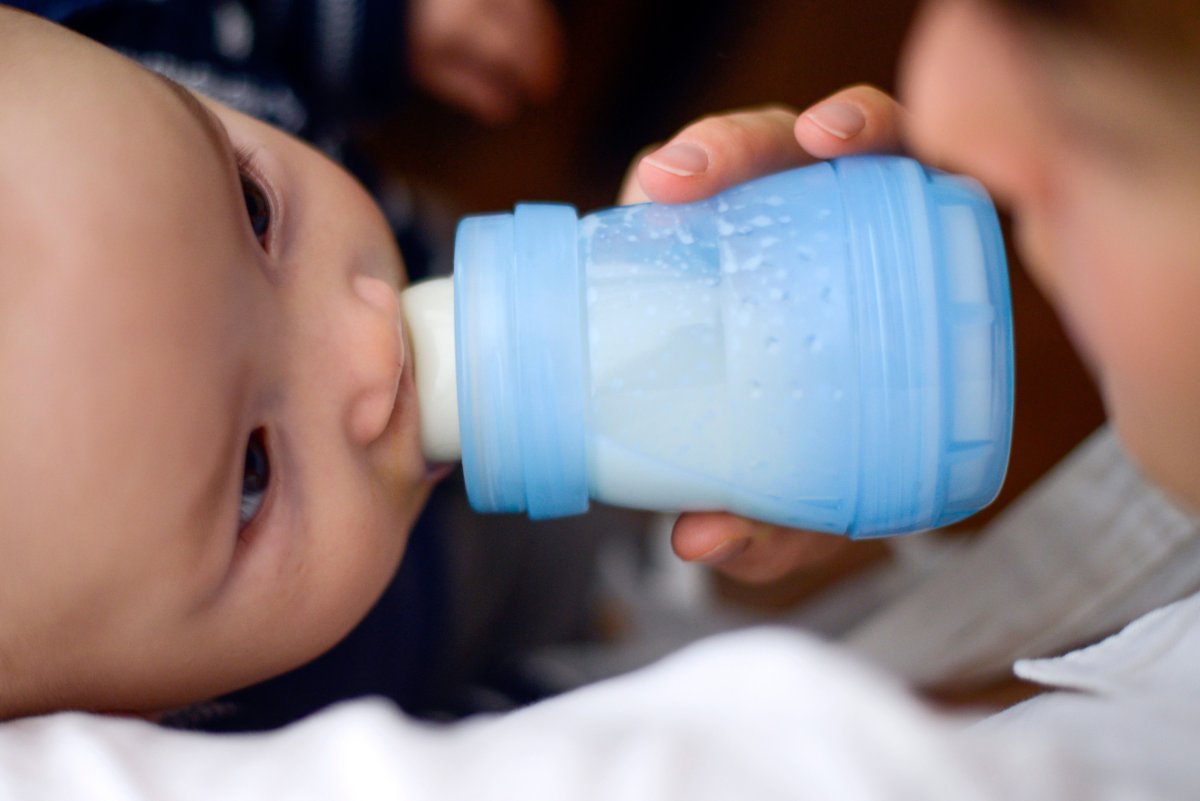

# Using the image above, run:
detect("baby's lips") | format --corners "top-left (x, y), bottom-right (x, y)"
top-left (424, 461), bottom-right (456, 483)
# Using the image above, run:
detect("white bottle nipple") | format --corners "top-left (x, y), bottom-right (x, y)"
top-left (400, 277), bottom-right (460, 462)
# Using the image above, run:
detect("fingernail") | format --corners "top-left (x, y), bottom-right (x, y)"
top-left (804, 101), bottom-right (866, 140)
top-left (695, 537), bottom-right (751, 566)
top-left (644, 142), bottom-right (710, 177)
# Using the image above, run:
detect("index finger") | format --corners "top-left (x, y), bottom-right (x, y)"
top-left (635, 105), bottom-right (808, 205)
top-left (636, 85), bottom-right (908, 205)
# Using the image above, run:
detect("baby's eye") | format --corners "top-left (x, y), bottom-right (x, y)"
top-left (240, 174), bottom-right (271, 246)
top-left (239, 428), bottom-right (271, 529)
top-left (234, 145), bottom-right (272, 248)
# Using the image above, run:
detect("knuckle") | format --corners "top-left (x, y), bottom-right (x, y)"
top-left (688, 113), bottom-right (764, 158)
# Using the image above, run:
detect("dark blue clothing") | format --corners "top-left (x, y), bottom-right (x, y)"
top-left (18, 0), bottom-right (410, 140)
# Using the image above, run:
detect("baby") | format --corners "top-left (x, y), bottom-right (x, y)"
top-left (5, 0), bottom-right (1200, 797)
top-left (0, 7), bottom-right (438, 718)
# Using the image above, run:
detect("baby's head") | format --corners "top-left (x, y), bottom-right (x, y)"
top-left (901, 0), bottom-right (1200, 510)
top-left (0, 9), bottom-right (434, 717)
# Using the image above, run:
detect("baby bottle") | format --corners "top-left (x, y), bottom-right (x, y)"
top-left (402, 155), bottom-right (1013, 538)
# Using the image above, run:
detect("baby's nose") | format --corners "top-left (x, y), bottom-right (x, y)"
top-left (344, 274), bottom-right (405, 446)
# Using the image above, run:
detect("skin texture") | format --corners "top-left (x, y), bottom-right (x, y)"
top-left (634, 0), bottom-right (1200, 582)
top-left (0, 10), bottom-right (434, 717)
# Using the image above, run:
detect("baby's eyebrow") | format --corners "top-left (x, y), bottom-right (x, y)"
top-left (152, 73), bottom-right (231, 165)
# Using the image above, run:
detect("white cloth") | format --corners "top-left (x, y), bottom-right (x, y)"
top-left (842, 426), bottom-right (1200, 688)
top-left (6, 594), bottom-right (1200, 800)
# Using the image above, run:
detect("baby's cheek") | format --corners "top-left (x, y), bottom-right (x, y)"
top-left (334, 492), bottom-right (411, 595)
top-left (278, 515), bottom-right (402, 663)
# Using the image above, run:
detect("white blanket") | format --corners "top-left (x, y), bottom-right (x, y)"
top-left (6, 595), bottom-right (1200, 800)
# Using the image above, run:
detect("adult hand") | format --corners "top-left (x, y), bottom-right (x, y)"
top-left (618, 86), bottom-right (908, 584)
top-left (408, 0), bottom-right (565, 124)
top-left (620, 85), bottom-right (906, 204)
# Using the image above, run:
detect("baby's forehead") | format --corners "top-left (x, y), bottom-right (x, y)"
top-left (0, 10), bottom-right (215, 168)
top-left (1, 22), bottom-right (233, 275)
top-left (0, 15), bottom-right (251, 501)
top-left (0, 9), bottom-right (156, 105)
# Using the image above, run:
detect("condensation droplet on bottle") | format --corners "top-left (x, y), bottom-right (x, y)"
top-left (796, 245), bottom-right (816, 261)
top-left (748, 381), bottom-right (764, 400)
top-left (765, 194), bottom-right (785, 207)
top-left (832, 389), bottom-right (845, 401)
top-left (742, 255), bottom-right (764, 272)
top-left (820, 285), bottom-right (833, 302)
top-left (816, 208), bottom-right (832, 220)
top-left (765, 337), bottom-right (781, 355)
top-left (805, 334), bottom-right (821, 352)
top-left (716, 218), bottom-right (736, 237)
top-left (768, 287), bottom-right (785, 302)
top-left (750, 214), bottom-right (772, 228)
top-left (587, 287), bottom-right (599, 305)
top-left (760, 236), bottom-right (780, 249)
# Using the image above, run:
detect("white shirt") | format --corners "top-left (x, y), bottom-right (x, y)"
top-left (3, 595), bottom-right (1200, 801)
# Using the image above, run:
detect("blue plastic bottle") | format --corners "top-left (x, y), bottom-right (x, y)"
top-left (401, 155), bottom-right (1014, 537)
